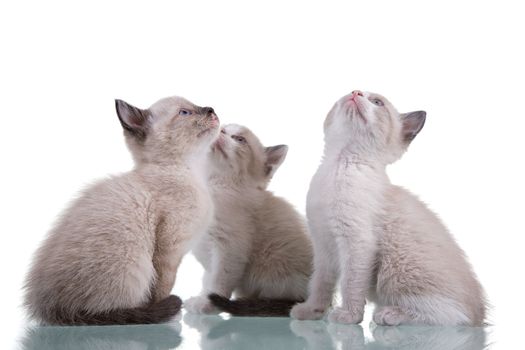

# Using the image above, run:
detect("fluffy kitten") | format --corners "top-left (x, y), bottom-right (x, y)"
top-left (185, 124), bottom-right (312, 316)
top-left (24, 96), bottom-right (220, 325)
top-left (291, 91), bottom-right (486, 326)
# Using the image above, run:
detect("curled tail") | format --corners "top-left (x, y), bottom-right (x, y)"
top-left (208, 293), bottom-right (300, 317)
top-left (46, 295), bottom-right (182, 325)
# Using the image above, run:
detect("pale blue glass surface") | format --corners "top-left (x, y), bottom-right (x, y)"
top-left (18, 314), bottom-right (490, 350)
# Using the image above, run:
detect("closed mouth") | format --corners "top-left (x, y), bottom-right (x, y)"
top-left (348, 100), bottom-right (367, 124)
top-left (197, 123), bottom-right (219, 137)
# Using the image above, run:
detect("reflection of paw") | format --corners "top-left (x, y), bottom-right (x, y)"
top-left (371, 325), bottom-right (404, 345)
top-left (327, 322), bottom-right (364, 340)
top-left (183, 313), bottom-right (223, 333)
top-left (327, 323), bottom-right (366, 349)
top-left (290, 302), bottom-right (326, 320)
top-left (373, 306), bottom-right (407, 326)
top-left (184, 296), bottom-right (219, 314)
top-left (290, 320), bottom-right (335, 349)
top-left (290, 320), bottom-right (327, 337)
top-left (327, 307), bottom-right (363, 324)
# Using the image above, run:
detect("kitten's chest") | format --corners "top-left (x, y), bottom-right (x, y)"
top-left (159, 176), bottom-right (214, 238)
top-left (209, 189), bottom-right (255, 236)
top-left (308, 161), bottom-right (351, 199)
top-left (189, 179), bottom-right (215, 227)
top-left (306, 161), bottom-right (380, 218)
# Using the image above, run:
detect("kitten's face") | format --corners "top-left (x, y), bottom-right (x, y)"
top-left (324, 90), bottom-right (426, 163)
top-left (209, 124), bottom-right (288, 188)
top-left (115, 96), bottom-right (220, 165)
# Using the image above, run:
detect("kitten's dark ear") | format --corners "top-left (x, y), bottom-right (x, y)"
top-left (115, 99), bottom-right (150, 140)
top-left (264, 145), bottom-right (288, 178)
top-left (402, 111), bottom-right (426, 143)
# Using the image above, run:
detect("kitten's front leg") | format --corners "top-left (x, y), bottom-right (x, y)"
top-left (151, 245), bottom-right (184, 303)
top-left (185, 269), bottom-right (220, 314)
top-left (186, 242), bottom-right (248, 314)
top-left (150, 216), bottom-right (191, 303)
top-left (328, 218), bottom-right (376, 324)
top-left (291, 223), bottom-right (339, 320)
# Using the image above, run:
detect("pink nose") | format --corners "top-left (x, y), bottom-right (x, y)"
top-left (352, 90), bottom-right (364, 97)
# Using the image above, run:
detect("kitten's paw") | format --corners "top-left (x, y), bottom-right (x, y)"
top-left (373, 306), bottom-right (408, 326)
top-left (327, 307), bottom-right (363, 324)
top-left (290, 302), bottom-right (327, 320)
top-left (184, 296), bottom-right (219, 315)
top-left (290, 320), bottom-right (328, 337)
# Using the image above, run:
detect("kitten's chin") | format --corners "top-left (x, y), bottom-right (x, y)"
top-left (197, 124), bottom-right (220, 140)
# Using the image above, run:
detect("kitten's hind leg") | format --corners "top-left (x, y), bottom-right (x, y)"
top-left (186, 243), bottom-right (248, 314)
top-left (290, 227), bottom-right (339, 320)
top-left (373, 297), bottom-right (471, 326)
top-left (373, 306), bottom-right (411, 326)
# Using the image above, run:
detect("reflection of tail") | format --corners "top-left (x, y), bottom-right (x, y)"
top-left (49, 295), bottom-right (182, 325)
top-left (21, 323), bottom-right (182, 350)
top-left (208, 293), bottom-right (300, 317)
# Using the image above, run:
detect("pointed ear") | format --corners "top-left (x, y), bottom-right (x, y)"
top-left (402, 111), bottom-right (426, 143)
top-left (115, 99), bottom-right (150, 140)
top-left (264, 145), bottom-right (288, 178)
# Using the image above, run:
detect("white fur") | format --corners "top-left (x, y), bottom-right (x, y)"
top-left (291, 91), bottom-right (486, 326)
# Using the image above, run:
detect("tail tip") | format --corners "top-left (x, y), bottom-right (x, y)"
top-left (208, 293), bottom-right (229, 305)
top-left (155, 295), bottom-right (182, 321)
top-left (163, 294), bottom-right (183, 310)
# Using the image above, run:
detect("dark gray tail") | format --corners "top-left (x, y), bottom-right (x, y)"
top-left (48, 295), bottom-right (182, 325)
top-left (208, 293), bottom-right (300, 317)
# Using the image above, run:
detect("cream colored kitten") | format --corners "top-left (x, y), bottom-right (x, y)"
top-left (291, 91), bottom-right (486, 326)
top-left (24, 96), bottom-right (220, 325)
top-left (185, 124), bottom-right (312, 316)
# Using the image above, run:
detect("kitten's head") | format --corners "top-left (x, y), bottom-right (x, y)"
top-left (209, 124), bottom-right (288, 189)
top-left (324, 90), bottom-right (426, 164)
top-left (115, 96), bottom-right (220, 165)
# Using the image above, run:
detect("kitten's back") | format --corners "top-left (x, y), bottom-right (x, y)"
top-left (244, 192), bottom-right (312, 300)
top-left (24, 173), bottom-right (170, 324)
top-left (378, 185), bottom-right (486, 325)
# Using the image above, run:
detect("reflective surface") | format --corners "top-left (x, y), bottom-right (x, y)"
top-left (18, 313), bottom-right (490, 350)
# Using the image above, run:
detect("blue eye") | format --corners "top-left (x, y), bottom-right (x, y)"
top-left (232, 135), bottom-right (247, 144)
top-left (179, 109), bottom-right (192, 116)
top-left (371, 98), bottom-right (384, 106)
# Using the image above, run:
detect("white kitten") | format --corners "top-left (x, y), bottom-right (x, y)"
top-left (185, 124), bottom-right (312, 316)
top-left (291, 91), bottom-right (486, 326)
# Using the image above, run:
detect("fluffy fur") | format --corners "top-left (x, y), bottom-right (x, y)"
top-left (291, 91), bottom-right (486, 326)
top-left (185, 124), bottom-right (312, 316)
top-left (24, 96), bottom-right (220, 325)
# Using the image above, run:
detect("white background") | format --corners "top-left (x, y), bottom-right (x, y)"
top-left (1, 0), bottom-right (524, 348)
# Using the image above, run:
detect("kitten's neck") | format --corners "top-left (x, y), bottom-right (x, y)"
top-left (323, 146), bottom-right (384, 170)
top-left (209, 174), bottom-right (260, 192)
top-left (135, 151), bottom-right (210, 184)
